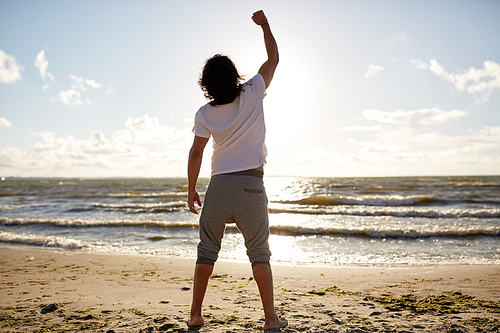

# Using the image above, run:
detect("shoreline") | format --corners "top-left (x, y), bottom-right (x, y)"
top-left (1, 248), bottom-right (499, 332)
top-left (5, 244), bottom-right (500, 269)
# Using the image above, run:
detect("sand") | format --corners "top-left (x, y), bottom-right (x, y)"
top-left (1, 248), bottom-right (499, 332)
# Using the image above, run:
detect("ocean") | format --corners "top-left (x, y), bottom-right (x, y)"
top-left (1, 176), bottom-right (499, 267)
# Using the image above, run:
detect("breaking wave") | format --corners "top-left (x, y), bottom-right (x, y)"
top-left (268, 206), bottom-right (500, 219)
top-left (267, 225), bottom-right (500, 238)
top-left (0, 230), bottom-right (108, 249)
top-left (0, 217), bottom-right (198, 229)
top-left (2, 217), bottom-right (498, 239)
top-left (276, 195), bottom-right (438, 207)
top-left (66, 201), bottom-right (187, 214)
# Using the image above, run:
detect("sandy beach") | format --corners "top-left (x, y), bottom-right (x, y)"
top-left (1, 248), bottom-right (499, 332)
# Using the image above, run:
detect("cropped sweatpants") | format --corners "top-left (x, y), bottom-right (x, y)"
top-left (196, 171), bottom-right (271, 267)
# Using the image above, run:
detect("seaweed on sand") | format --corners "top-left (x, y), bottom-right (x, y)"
top-left (370, 291), bottom-right (500, 314)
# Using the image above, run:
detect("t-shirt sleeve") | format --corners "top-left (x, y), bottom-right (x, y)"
top-left (248, 73), bottom-right (267, 99)
top-left (192, 111), bottom-right (211, 138)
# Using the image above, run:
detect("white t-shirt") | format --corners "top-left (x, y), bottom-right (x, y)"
top-left (192, 74), bottom-right (267, 176)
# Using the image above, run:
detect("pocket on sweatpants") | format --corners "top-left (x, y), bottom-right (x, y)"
top-left (244, 188), bottom-right (263, 193)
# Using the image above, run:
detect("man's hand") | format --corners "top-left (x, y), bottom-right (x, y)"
top-left (188, 190), bottom-right (202, 214)
top-left (252, 10), bottom-right (268, 26)
top-left (187, 135), bottom-right (208, 214)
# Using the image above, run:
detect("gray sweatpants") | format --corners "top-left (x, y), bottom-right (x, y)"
top-left (196, 173), bottom-right (271, 267)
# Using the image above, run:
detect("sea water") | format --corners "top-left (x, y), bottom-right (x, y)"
top-left (0, 176), bottom-right (499, 266)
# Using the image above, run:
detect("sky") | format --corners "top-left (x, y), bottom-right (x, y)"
top-left (1, 0), bottom-right (499, 178)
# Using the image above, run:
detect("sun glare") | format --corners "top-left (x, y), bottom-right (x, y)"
top-left (266, 55), bottom-right (311, 129)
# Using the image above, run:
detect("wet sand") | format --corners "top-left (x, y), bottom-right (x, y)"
top-left (1, 248), bottom-right (499, 332)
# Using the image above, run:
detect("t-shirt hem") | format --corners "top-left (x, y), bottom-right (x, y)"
top-left (192, 130), bottom-right (210, 139)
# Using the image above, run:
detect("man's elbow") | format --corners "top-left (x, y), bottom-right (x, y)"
top-left (189, 149), bottom-right (204, 160)
top-left (272, 52), bottom-right (279, 65)
top-left (267, 55), bottom-right (279, 72)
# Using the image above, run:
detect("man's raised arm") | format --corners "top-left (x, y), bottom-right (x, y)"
top-left (252, 10), bottom-right (279, 89)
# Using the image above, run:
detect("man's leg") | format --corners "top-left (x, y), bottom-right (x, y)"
top-left (233, 176), bottom-right (286, 329)
top-left (189, 176), bottom-right (231, 326)
top-left (188, 263), bottom-right (214, 327)
top-left (252, 263), bottom-right (287, 330)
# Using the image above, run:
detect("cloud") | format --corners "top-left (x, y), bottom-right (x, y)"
top-left (364, 65), bottom-right (384, 79)
top-left (343, 125), bottom-right (500, 174)
top-left (34, 51), bottom-right (109, 105)
top-left (123, 114), bottom-right (194, 152)
top-left (360, 143), bottom-right (402, 154)
top-left (0, 114), bottom-right (195, 177)
top-left (84, 78), bottom-right (102, 89)
top-left (0, 117), bottom-right (13, 128)
top-left (34, 50), bottom-right (56, 84)
top-left (1, 114), bottom-right (498, 177)
top-left (67, 74), bottom-right (99, 91)
top-left (324, 106), bottom-right (490, 175)
top-left (0, 50), bottom-right (24, 83)
top-left (53, 74), bottom-right (104, 106)
top-left (34, 51), bottom-right (48, 77)
top-left (416, 59), bottom-right (500, 103)
top-left (125, 114), bottom-right (160, 132)
top-left (361, 107), bottom-right (466, 125)
top-left (410, 59), bottom-right (428, 70)
top-left (341, 125), bottom-right (379, 132)
top-left (54, 89), bottom-right (84, 106)
top-left (105, 84), bottom-right (114, 95)
top-left (265, 124), bottom-right (500, 177)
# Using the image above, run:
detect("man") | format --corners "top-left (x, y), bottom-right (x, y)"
top-left (187, 10), bottom-right (287, 331)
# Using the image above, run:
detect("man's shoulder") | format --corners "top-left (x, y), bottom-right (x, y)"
top-left (196, 103), bottom-right (211, 114)
top-left (244, 73), bottom-right (263, 86)
top-left (242, 74), bottom-right (265, 99)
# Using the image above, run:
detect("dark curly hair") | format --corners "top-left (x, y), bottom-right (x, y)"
top-left (199, 54), bottom-right (244, 106)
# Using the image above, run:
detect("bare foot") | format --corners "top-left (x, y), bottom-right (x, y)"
top-left (262, 315), bottom-right (288, 331)
top-left (187, 315), bottom-right (204, 328)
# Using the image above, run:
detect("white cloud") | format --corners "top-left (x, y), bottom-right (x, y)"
top-left (342, 125), bottom-right (500, 174)
top-left (105, 84), bottom-right (114, 95)
top-left (0, 115), bottom-right (195, 177)
top-left (361, 107), bottom-right (466, 125)
top-left (34, 50), bottom-right (56, 84)
top-left (264, 124), bottom-right (500, 177)
top-left (364, 65), bottom-right (384, 79)
top-left (0, 50), bottom-right (23, 83)
top-left (360, 143), bottom-right (403, 154)
top-left (54, 89), bottom-right (83, 106)
top-left (311, 106), bottom-right (495, 176)
top-left (410, 59), bottom-right (428, 70)
top-left (34, 51), bottom-right (48, 77)
top-left (0, 117), bottom-right (13, 127)
top-left (53, 74), bottom-right (104, 106)
top-left (68, 74), bottom-right (91, 91)
top-left (428, 59), bottom-right (500, 103)
top-left (341, 125), bottom-right (379, 132)
top-left (85, 78), bottom-right (102, 89)
top-left (126, 114), bottom-right (161, 132)
top-left (124, 114), bottom-right (195, 154)
top-left (1, 116), bottom-right (499, 177)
